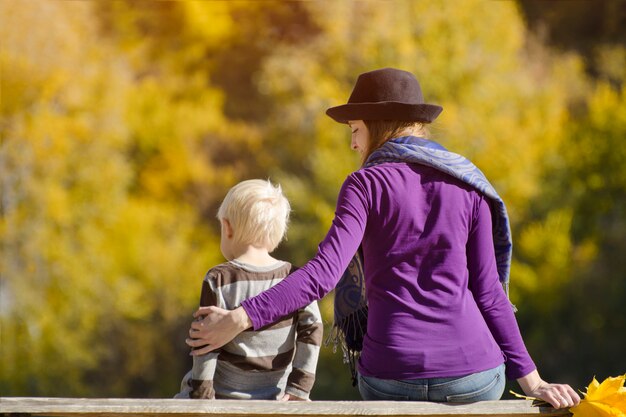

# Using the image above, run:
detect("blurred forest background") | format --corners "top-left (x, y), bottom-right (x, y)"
top-left (1, 0), bottom-right (625, 400)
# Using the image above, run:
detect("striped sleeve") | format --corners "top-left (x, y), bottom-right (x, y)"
top-left (285, 301), bottom-right (323, 399)
top-left (189, 277), bottom-right (220, 398)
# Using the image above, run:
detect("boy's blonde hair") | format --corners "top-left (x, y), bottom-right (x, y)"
top-left (217, 179), bottom-right (290, 252)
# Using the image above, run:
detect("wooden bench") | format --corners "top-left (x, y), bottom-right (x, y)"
top-left (0, 397), bottom-right (571, 417)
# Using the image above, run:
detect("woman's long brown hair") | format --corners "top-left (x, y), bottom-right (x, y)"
top-left (361, 120), bottom-right (429, 165)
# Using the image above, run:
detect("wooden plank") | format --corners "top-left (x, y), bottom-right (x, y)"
top-left (0, 398), bottom-right (572, 417)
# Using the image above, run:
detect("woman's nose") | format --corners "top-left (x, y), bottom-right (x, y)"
top-left (351, 139), bottom-right (358, 150)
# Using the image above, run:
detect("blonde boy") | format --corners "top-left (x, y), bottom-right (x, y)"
top-left (176, 179), bottom-right (322, 400)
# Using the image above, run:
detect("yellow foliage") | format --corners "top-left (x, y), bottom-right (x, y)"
top-left (2, 0), bottom-right (623, 399)
top-left (571, 375), bottom-right (626, 417)
top-left (182, 1), bottom-right (234, 44)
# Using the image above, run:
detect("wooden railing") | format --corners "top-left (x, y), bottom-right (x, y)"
top-left (0, 397), bottom-right (572, 417)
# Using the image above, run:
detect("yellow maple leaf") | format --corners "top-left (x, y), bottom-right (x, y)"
top-left (571, 375), bottom-right (626, 417)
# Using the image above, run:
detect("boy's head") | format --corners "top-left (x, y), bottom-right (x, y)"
top-left (217, 179), bottom-right (290, 253)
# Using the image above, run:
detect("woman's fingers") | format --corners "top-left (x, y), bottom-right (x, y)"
top-left (542, 384), bottom-right (580, 409)
top-left (193, 306), bottom-right (214, 319)
top-left (189, 319), bottom-right (207, 333)
top-left (186, 307), bottom-right (219, 351)
top-left (185, 306), bottom-right (248, 355)
top-left (188, 325), bottom-right (207, 342)
top-left (566, 385), bottom-right (581, 405)
top-left (555, 384), bottom-right (580, 408)
top-left (185, 341), bottom-right (214, 356)
top-left (186, 335), bottom-right (208, 347)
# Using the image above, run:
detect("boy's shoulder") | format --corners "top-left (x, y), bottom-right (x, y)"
top-left (204, 261), bottom-right (295, 286)
top-left (206, 261), bottom-right (238, 275)
top-left (203, 262), bottom-right (240, 285)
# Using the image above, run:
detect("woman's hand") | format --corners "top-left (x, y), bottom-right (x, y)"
top-left (279, 393), bottom-right (310, 401)
top-left (517, 370), bottom-right (581, 409)
top-left (185, 306), bottom-right (252, 355)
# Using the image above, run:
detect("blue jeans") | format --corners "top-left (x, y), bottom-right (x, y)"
top-left (358, 364), bottom-right (505, 402)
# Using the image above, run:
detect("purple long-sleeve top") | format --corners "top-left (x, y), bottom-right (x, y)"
top-left (242, 162), bottom-right (536, 380)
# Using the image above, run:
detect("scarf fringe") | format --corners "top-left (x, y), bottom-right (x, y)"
top-left (324, 306), bottom-right (368, 387)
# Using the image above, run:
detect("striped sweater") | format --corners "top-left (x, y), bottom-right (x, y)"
top-left (176, 260), bottom-right (323, 400)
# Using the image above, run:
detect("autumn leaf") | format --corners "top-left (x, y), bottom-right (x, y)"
top-left (509, 390), bottom-right (550, 407)
top-left (571, 375), bottom-right (626, 417)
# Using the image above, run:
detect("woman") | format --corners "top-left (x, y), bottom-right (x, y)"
top-left (186, 68), bottom-right (580, 407)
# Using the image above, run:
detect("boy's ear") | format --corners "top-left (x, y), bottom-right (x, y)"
top-left (222, 218), bottom-right (234, 238)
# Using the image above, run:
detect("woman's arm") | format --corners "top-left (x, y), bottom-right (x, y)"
top-left (241, 174), bottom-right (368, 329)
top-left (467, 196), bottom-right (580, 409)
top-left (467, 196), bottom-right (536, 379)
top-left (187, 173), bottom-right (369, 353)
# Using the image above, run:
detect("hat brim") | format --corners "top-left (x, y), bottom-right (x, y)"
top-left (325, 102), bottom-right (443, 124)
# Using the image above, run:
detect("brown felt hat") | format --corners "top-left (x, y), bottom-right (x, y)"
top-left (326, 68), bottom-right (443, 124)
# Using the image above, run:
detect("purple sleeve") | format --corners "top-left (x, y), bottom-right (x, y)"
top-left (467, 196), bottom-right (536, 380)
top-left (242, 174), bottom-right (368, 329)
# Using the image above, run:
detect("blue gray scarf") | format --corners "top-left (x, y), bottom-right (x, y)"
top-left (326, 136), bottom-right (513, 385)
